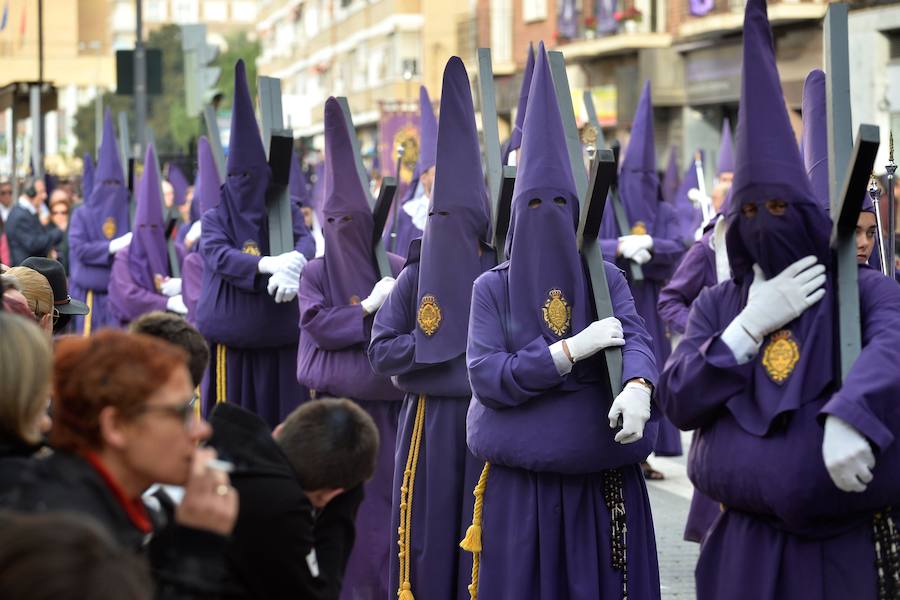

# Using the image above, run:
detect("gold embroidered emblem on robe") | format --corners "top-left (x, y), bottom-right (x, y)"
top-left (761, 329), bottom-right (800, 384)
top-left (542, 288), bottom-right (571, 337)
top-left (630, 221), bottom-right (648, 235)
top-left (102, 217), bottom-right (117, 240)
top-left (242, 240), bottom-right (261, 256)
top-left (417, 294), bottom-right (442, 336)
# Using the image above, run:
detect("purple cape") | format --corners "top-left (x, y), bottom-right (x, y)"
top-left (129, 143), bottom-right (170, 291)
top-left (167, 163), bottom-right (190, 207)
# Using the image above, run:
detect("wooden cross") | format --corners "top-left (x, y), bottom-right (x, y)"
top-left (257, 76), bottom-right (297, 257)
top-left (548, 50), bottom-right (624, 396)
top-left (336, 97), bottom-right (396, 279)
top-left (825, 3), bottom-right (881, 381)
top-left (477, 48), bottom-right (516, 261)
top-left (203, 104), bottom-right (227, 182)
top-left (117, 111), bottom-right (137, 225)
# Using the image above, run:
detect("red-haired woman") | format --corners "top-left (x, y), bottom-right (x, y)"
top-left (7, 330), bottom-right (238, 598)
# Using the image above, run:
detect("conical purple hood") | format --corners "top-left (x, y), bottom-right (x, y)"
top-left (801, 69), bottom-right (830, 212)
top-left (417, 86), bottom-right (438, 172)
top-left (506, 42), bottom-right (591, 355)
top-left (196, 136), bottom-right (221, 215)
top-left (217, 59), bottom-right (271, 252)
top-left (289, 149), bottom-right (310, 206)
top-left (310, 161), bottom-right (325, 211)
top-left (717, 117), bottom-right (735, 175)
top-left (507, 44), bottom-right (535, 154)
top-left (415, 56), bottom-right (491, 364)
top-left (82, 152), bottom-right (95, 202)
top-left (661, 146), bottom-right (679, 204)
top-left (670, 152), bottom-right (703, 240)
top-left (129, 143), bottom-right (170, 291)
top-left (723, 0), bottom-right (835, 438)
top-left (619, 80), bottom-right (660, 230)
top-left (95, 108), bottom-right (125, 185)
top-left (167, 163), bottom-right (190, 207)
top-left (82, 109), bottom-right (130, 243)
top-left (322, 97), bottom-right (377, 306)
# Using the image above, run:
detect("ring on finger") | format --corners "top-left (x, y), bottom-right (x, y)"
top-left (215, 484), bottom-right (231, 497)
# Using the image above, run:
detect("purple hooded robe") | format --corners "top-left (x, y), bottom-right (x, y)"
top-left (463, 43), bottom-right (661, 600)
top-left (657, 1), bottom-right (900, 597)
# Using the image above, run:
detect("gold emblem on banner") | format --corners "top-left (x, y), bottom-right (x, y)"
top-left (542, 288), bottom-right (571, 337)
top-left (761, 329), bottom-right (800, 384)
top-left (242, 240), bottom-right (261, 256)
top-left (102, 217), bottom-right (117, 240)
top-left (392, 126), bottom-right (420, 185)
top-left (631, 221), bottom-right (648, 235)
top-left (417, 294), bottom-right (442, 336)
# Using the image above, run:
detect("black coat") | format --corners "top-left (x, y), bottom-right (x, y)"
top-left (6, 451), bottom-right (230, 599)
top-left (0, 435), bottom-right (41, 503)
top-left (5, 204), bottom-right (63, 266)
top-left (208, 403), bottom-right (362, 600)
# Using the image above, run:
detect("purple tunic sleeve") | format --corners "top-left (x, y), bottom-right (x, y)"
top-left (657, 283), bottom-right (752, 430)
top-left (108, 247), bottom-right (168, 323)
top-left (69, 210), bottom-right (112, 268)
top-left (600, 238), bottom-right (619, 262)
top-left (181, 252), bottom-right (203, 319)
top-left (642, 203), bottom-right (687, 282)
top-left (298, 260), bottom-right (368, 351)
top-left (820, 270), bottom-right (900, 451)
top-left (200, 211), bottom-right (260, 292)
top-left (368, 264), bottom-right (423, 376)
top-left (606, 262), bottom-right (659, 385)
top-left (657, 239), bottom-right (713, 335)
top-left (467, 271), bottom-right (565, 410)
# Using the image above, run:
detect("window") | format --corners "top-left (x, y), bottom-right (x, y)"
top-left (145, 0), bottom-right (168, 22)
top-left (523, 0), bottom-right (547, 22)
top-left (490, 0), bottom-right (513, 64)
top-left (172, 0), bottom-right (199, 22)
top-left (204, 0), bottom-right (227, 22)
top-left (230, 0), bottom-right (257, 22)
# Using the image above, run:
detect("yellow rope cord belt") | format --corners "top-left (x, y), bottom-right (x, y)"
top-left (82, 290), bottom-right (94, 337)
top-left (460, 462), bottom-right (491, 600)
top-left (396, 394), bottom-right (426, 600)
top-left (215, 345), bottom-right (227, 404)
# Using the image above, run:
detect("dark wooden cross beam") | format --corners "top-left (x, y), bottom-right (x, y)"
top-left (257, 76), bottom-right (297, 257)
top-left (548, 50), bottom-right (624, 396)
top-left (145, 127), bottom-right (182, 277)
top-left (825, 3), bottom-right (881, 381)
top-left (477, 48), bottom-right (516, 261)
top-left (203, 104), bottom-right (227, 181)
top-left (336, 97), bottom-right (395, 279)
top-left (117, 111), bottom-right (138, 226)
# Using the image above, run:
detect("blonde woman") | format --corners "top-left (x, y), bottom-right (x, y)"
top-left (5, 267), bottom-right (54, 334)
top-left (0, 312), bottom-right (52, 497)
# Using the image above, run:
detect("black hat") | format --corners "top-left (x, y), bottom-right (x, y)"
top-left (19, 257), bottom-right (90, 316)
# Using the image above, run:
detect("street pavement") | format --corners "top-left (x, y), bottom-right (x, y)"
top-left (646, 431), bottom-right (700, 599)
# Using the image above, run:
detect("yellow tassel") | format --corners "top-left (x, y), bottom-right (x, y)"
top-left (459, 524), bottom-right (482, 553)
top-left (82, 290), bottom-right (94, 337)
top-left (398, 582), bottom-right (416, 600)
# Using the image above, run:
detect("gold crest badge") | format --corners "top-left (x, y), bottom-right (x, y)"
top-left (242, 240), bottom-right (261, 256)
top-left (417, 294), bottom-right (442, 336)
top-left (630, 221), bottom-right (648, 235)
top-left (761, 329), bottom-right (800, 384)
top-left (542, 289), bottom-right (571, 337)
top-left (102, 217), bottom-right (117, 240)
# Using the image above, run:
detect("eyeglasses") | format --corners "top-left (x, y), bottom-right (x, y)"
top-left (132, 394), bottom-right (199, 429)
top-left (740, 200), bottom-right (788, 219)
top-left (0, 189), bottom-right (11, 196)
top-left (51, 209), bottom-right (68, 216)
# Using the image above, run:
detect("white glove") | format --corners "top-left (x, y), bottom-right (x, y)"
top-left (733, 256), bottom-right (826, 342)
top-left (185, 220), bottom-right (202, 244)
top-left (266, 270), bottom-right (300, 303)
top-left (360, 277), bottom-right (396, 314)
top-left (109, 232), bottom-right (133, 254)
top-left (166, 294), bottom-right (188, 315)
top-left (258, 250), bottom-right (306, 276)
top-left (565, 317), bottom-right (625, 362)
top-left (160, 277), bottom-right (182, 297)
top-left (608, 381), bottom-right (653, 444)
top-left (822, 415), bottom-right (875, 493)
top-left (618, 234), bottom-right (653, 259)
top-left (632, 249), bottom-right (652, 265)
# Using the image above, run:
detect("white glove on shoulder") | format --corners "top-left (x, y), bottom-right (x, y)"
top-left (565, 317), bottom-right (625, 363)
top-left (361, 277), bottom-right (396, 315)
top-left (618, 234), bottom-right (653, 259)
top-left (266, 270), bottom-right (300, 303)
top-left (258, 250), bottom-right (306, 276)
top-left (160, 277), bottom-right (182, 297)
top-left (822, 415), bottom-right (875, 493)
top-left (166, 294), bottom-right (188, 315)
top-left (109, 232), bottom-right (133, 254)
top-left (608, 381), bottom-right (653, 444)
top-left (733, 256), bottom-right (826, 342)
top-left (185, 220), bottom-right (202, 244)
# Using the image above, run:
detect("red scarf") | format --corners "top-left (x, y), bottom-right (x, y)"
top-left (83, 451), bottom-right (153, 534)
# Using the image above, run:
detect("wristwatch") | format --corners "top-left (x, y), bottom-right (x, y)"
top-left (627, 377), bottom-right (654, 393)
